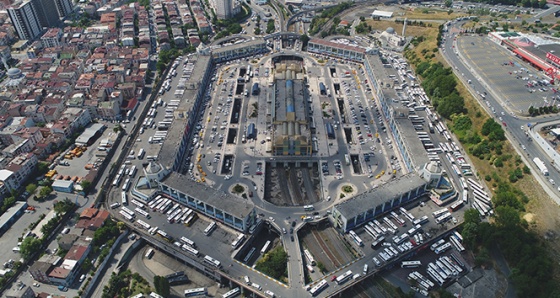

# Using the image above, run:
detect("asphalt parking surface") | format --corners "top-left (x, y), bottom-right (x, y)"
top-left (457, 35), bottom-right (557, 114)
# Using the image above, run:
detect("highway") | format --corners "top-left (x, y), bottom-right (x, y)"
top-left (441, 21), bottom-right (560, 203)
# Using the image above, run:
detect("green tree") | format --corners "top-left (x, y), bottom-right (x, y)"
top-left (153, 276), bottom-right (170, 297)
top-left (37, 162), bottom-right (50, 176)
top-left (20, 237), bottom-right (42, 260)
top-left (26, 184), bottom-right (38, 195)
top-left (80, 180), bottom-right (92, 194)
top-left (445, 0), bottom-right (453, 7)
top-left (39, 186), bottom-right (52, 198)
top-left (300, 34), bottom-right (310, 49)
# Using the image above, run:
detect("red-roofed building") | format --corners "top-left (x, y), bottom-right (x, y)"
top-left (76, 208), bottom-right (110, 230)
top-left (48, 244), bottom-right (91, 286)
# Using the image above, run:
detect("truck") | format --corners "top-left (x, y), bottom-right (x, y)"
top-left (533, 157), bottom-right (549, 176)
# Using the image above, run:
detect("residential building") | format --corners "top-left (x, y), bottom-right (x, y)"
top-left (41, 28), bottom-right (63, 48)
top-left (214, 0), bottom-right (233, 19)
top-left (54, 0), bottom-right (73, 18)
top-left (8, 0), bottom-right (42, 40)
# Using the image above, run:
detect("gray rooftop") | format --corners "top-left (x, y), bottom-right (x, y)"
top-left (0, 201), bottom-right (26, 230)
top-left (334, 174), bottom-right (426, 219)
top-left (212, 39), bottom-right (266, 55)
top-left (158, 55), bottom-right (211, 170)
top-left (162, 172), bottom-right (255, 218)
top-left (366, 54), bottom-right (429, 169)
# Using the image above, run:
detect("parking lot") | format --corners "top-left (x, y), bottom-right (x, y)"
top-left (457, 35), bottom-right (557, 114)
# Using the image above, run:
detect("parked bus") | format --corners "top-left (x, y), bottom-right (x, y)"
top-left (110, 202), bottom-right (121, 209)
top-left (145, 248), bottom-right (154, 259)
top-left (203, 255), bottom-right (221, 268)
top-left (121, 192), bottom-right (128, 206)
top-left (157, 230), bottom-right (173, 242)
top-left (122, 178), bottom-right (131, 192)
top-left (303, 205), bottom-right (314, 211)
top-left (401, 261), bottom-right (422, 268)
top-left (181, 236), bottom-right (196, 248)
top-left (119, 210), bottom-right (134, 221)
top-left (131, 199), bottom-right (145, 210)
top-left (182, 244), bottom-right (200, 257)
top-left (135, 208), bottom-right (151, 219)
top-left (136, 219), bottom-right (151, 230)
top-left (260, 240), bottom-right (271, 254)
top-left (348, 230), bottom-right (363, 246)
top-left (304, 249), bottom-right (316, 266)
top-left (184, 287), bottom-right (207, 297)
top-left (231, 234), bottom-right (246, 249)
top-left (204, 221), bottom-right (216, 236)
top-left (129, 165), bottom-right (137, 177)
top-left (184, 214), bottom-right (198, 227)
top-left (121, 207), bottom-right (135, 217)
top-left (137, 148), bottom-right (145, 159)
top-left (344, 154), bottom-right (351, 166)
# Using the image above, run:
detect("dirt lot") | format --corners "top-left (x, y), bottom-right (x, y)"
top-left (299, 222), bottom-right (359, 274)
top-left (264, 164), bottom-right (321, 206)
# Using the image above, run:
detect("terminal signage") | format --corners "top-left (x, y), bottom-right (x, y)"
top-left (546, 52), bottom-right (560, 65)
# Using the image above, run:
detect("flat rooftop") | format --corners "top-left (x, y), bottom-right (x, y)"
top-left (212, 39), bottom-right (266, 55)
top-left (158, 55), bottom-right (211, 170)
top-left (0, 201), bottom-right (27, 230)
top-left (521, 43), bottom-right (560, 64)
top-left (334, 173), bottom-right (426, 219)
top-left (275, 79), bottom-right (307, 122)
top-left (161, 172), bottom-right (255, 218)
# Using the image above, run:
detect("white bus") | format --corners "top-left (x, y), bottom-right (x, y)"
top-left (122, 178), bottom-right (131, 192)
top-left (335, 270), bottom-right (353, 285)
top-left (121, 192), bottom-right (128, 206)
top-left (304, 249), bottom-right (316, 266)
top-left (121, 207), bottom-right (135, 217)
top-left (303, 205), bottom-right (314, 211)
top-left (131, 199), bottom-right (145, 210)
top-left (136, 219), bottom-right (151, 230)
top-left (129, 165), bottom-right (137, 177)
top-left (231, 234), bottom-right (246, 249)
top-left (137, 148), bottom-right (145, 159)
top-left (110, 202), bottom-right (121, 209)
top-left (401, 261), bottom-right (422, 268)
top-left (204, 221), bottom-right (216, 236)
top-left (119, 210), bottom-right (134, 221)
top-left (135, 208), bottom-right (151, 219)
top-left (222, 287), bottom-right (240, 298)
top-left (203, 255), bottom-right (221, 268)
top-left (145, 248), bottom-right (154, 259)
top-left (184, 288), bottom-right (207, 297)
top-left (260, 240), bottom-right (271, 254)
top-left (181, 236), bottom-right (196, 248)
top-left (348, 230), bottom-right (364, 247)
top-left (309, 279), bottom-right (328, 297)
top-left (182, 244), bottom-right (200, 256)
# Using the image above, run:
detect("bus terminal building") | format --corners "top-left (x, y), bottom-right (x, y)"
top-left (158, 172), bottom-right (256, 232)
top-left (331, 174), bottom-right (428, 232)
